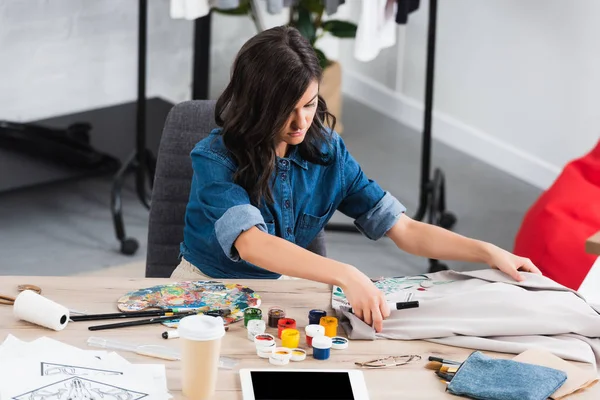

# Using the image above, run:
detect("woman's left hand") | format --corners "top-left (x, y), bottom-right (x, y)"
top-left (485, 244), bottom-right (542, 281)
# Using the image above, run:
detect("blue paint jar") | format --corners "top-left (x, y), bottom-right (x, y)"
top-left (308, 309), bottom-right (327, 325)
top-left (312, 336), bottom-right (332, 360)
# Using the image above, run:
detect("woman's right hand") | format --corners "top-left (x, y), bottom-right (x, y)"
top-left (340, 266), bottom-right (390, 333)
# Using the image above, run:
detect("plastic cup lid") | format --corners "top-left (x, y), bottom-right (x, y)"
top-left (257, 346), bottom-right (275, 358)
top-left (305, 324), bottom-right (325, 337)
top-left (247, 319), bottom-right (266, 332)
top-left (178, 315), bottom-right (225, 341)
top-left (312, 335), bottom-right (333, 349)
top-left (331, 336), bottom-right (349, 350)
top-left (291, 348), bottom-right (307, 361)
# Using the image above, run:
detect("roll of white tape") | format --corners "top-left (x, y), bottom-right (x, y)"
top-left (13, 290), bottom-right (70, 331)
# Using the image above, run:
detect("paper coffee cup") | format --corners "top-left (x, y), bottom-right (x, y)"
top-left (179, 315), bottom-right (225, 400)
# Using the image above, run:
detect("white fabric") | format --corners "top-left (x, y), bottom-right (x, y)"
top-left (578, 256), bottom-right (600, 309)
top-left (354, 0), bottom-right (397, 62)
top-left (170, 0), bottom-right (210, 20)
top-left (337, 269), bottom-right (600, 369)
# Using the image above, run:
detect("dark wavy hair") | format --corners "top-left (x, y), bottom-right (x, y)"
top-left (215, 25), bottom-right (336, 206)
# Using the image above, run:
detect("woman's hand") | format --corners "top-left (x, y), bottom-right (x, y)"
top-left (340, 266), bottom-right (390, 333)
top-left (484, 244), bottom-right (542, 281)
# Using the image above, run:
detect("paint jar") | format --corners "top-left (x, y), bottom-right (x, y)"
top-left (291, 348), bottom-right (307, 362)
top-left (269, 347), bottom-right (292, 366)
top-left (277, 318), bottom-right (296, 339)
top-left (256, 342), bottom-right (276, 358)
top-left (268, 306), bottom-right (285, 328)
top-left (331, 336), bottom-right (349, 350)
top-left (281, 328), bottom-right (300, 349)
top-left (319, 316), bottom-right (338, 337)
top-left (308, 309), bottom-right (327, 325)
top-left (244, 307), bottom-right (262, 327)
top-left (247, 319), bottom-right (266, 341)
top-left (254, 333), bottom-right (276, 358)
top-left (304, 324), bottom-right (325, 347)
top-left (254, 333), bottom-right (276, 348)
top-left (312, 336), bottom-right (332, 360)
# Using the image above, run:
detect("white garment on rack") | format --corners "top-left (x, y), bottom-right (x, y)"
top-left (170, 0), bottom-right (210, 20)
top-left (354, 0), bottom-right (397, 62)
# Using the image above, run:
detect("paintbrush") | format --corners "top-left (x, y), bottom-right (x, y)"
top-left (425, 361), bottom-right (460, 371)
top-left (436, 371), bottom-right (455, 382)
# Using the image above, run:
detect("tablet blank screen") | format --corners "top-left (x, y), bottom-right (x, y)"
top-left (250, 371), bottom-right (355, 400)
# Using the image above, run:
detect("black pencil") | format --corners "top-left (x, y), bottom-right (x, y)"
top-left (71, 309), bottom-right (175, 321)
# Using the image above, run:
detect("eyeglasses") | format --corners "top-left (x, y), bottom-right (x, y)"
top-left (355, 354), bottom-right (421, 368)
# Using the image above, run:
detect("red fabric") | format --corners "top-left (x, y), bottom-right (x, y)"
top-left (514, 140), bottom-right (600, 290)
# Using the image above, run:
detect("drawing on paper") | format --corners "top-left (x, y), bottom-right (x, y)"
top-left (41, 362), bottom-right (122, 377)
top-left (12, 376), bottom-right (147, 400)
top-left (117, 280), bottom-right (261, 327)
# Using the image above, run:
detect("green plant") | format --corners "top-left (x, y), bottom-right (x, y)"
top-left (214, 0), bottom-right (357, 70)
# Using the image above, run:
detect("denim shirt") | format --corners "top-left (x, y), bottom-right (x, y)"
top-left (180, 128), bottom-right (406, 279)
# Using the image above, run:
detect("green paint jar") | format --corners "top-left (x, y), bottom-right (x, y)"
top-left (244, 307), bottom-right (263, 327)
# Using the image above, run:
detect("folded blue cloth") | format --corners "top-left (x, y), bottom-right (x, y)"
top-left (447, 351), bottom-right (567, 400)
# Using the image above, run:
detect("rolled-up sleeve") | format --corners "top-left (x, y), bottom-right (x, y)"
top-left (191, 151), bottom-right (267, 261)
top-left (335, 134), bottom-right (406, 240)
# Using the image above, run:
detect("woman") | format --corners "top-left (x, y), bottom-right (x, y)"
top-left (172, 26), bottom-right (541, 332)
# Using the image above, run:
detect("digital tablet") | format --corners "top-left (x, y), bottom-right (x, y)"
top-left (239, 368), bottom-right (370, 400)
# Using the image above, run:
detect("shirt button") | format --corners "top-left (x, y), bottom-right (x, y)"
top-left (284, 200), bottom-right (290, 208)
top-left (286, 227), bottom-right (292, 235)
top-left (281, 173), bottom-right (286, 180)
top-left (281, 160), bottom-right (289, 167)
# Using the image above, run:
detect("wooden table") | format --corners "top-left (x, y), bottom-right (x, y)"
top-left (1, 276), bottom-right (598, 399)
top-left (587, 231), bottom-right (600, 255)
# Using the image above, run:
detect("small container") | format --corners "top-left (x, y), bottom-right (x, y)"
top-left (312, 335), bottom-right (332, 360)
top-left (247, 319), bottom-right (266, 341)
top-left (304, 324), bottom-right (325, 347)
top-left (268, 306), bottom-right (285, 328)
top-left (271, 347), bottom-right (293, 361)
top-left (308, 309), bottom-right (327, 325)
top-left (331, 336), bottom-right (349, 350)
top-left (281, 328), bottom-right (300, 349)
top-left (319, 316), bottom-right (338, 337)
top-left (254, 333), bottom-right (275, 348)
top-left (290, 348), bottom-right (307, 362)
top-left (257, 342), bottom-right (275, 358)
top-left (244, 307), bottom-right (262, 327)
top-left (277, 318), bottom-right (296, 339)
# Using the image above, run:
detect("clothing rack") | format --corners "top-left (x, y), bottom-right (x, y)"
top-left (111, 0), bottom-right (213, 255)
top-left (325, 0), bottom-right (456, 273)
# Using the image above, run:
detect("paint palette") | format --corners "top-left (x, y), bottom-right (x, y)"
top-left (117, 280), bottom-right (261, 327)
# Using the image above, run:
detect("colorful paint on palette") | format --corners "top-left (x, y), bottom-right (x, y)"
top-left (116, 280), bottom-right (260, 327)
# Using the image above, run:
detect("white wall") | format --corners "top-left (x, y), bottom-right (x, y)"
top-left (0, 0), bottom-right (265, 121)
top-left (341, 0), bottom-right (600, 189)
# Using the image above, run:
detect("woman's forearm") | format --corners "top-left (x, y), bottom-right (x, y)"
top-left (386, 214), bottom-right (493, 263)
top-left (235, 227), bottom-right (356, 286)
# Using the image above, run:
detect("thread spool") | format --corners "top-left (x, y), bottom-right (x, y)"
top-left (308, 309), bottom-right (327, 325)
top-left (281, 328), bottom-right (300, 349)
top-left (304, 324), bottom-right (325, 347)
top-left (244, 307), bottom-right (262, 327)
top-left (247, 319), bottom-right (266, 341)
top-left (13, 290), bottom-right (70, 331)
top-left (319, 316), bottom-right (338, 337)
top-left (277, 318), bottom-right (296, 339)
top-left (268, 306), bottom-right (285, 328)
top-left (312, 336), bottom-right (332, 360)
